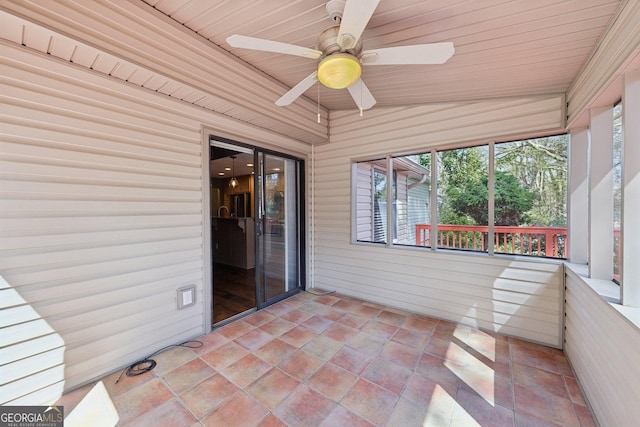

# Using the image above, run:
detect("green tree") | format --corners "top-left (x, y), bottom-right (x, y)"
top-left (495, 136), bottom-right (567, 226)
top-left (449, 171), bottom-right (536, 226)
top-left (437, 146), bottom-right (487, 224)
top-left (418, 137), bottom-right (566, 228)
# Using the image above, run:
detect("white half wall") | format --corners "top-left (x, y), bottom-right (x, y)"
top-left (564, 266), bottom-right (640, 426)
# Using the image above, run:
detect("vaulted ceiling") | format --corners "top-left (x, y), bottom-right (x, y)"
top-left (142, 0), bottom-right (622, 110)
top-left (0, 0), bottom-right (630, 144)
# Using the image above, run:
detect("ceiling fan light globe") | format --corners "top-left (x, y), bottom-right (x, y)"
top-left (317, 54), bottom-right (361, 89)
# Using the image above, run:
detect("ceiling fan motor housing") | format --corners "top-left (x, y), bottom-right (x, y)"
top-left (316, 26), bottom-right (362, 57)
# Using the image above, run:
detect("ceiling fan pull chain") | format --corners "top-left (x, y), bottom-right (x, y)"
top-left (317, 80), bottom-right (321, 124)
top-left (360, 81), bottom-right (363, 117)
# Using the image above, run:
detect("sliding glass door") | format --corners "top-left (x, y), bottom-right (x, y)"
top-left (209, 136), bottom-right (303, 325)
top-left (256, 152), bottom-right (303, 306)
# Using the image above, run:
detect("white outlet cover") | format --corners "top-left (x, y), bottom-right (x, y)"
top-left (177, 286), bottom-right (196, 309)
top-left (182, 290), bottom-right (193, 305)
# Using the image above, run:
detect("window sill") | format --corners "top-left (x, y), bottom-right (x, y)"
top-left (352, 239), bottom-right (567, 265)
top-left (564, 262), bottom-right (640, 331)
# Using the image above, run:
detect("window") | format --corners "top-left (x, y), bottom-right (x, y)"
top-left (372, 167), bottom-right (387, 243)
top-left (353, 136), bottom-right (568, 259)
top-left (354, 159), bottom-right (388, 243)
top-left (437, 145), bottom-right (489, 252)
top-left (393, 153), bottom-right (431, 246)
top-left (494, 136), bottom-right (567, 257)
top-left (613, 103), bottom-right (622, 282)
top-left (355, 157), bottom-right (427, 245)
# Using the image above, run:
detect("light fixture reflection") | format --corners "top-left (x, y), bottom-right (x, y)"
top-left (229, 155), bottom-right (238, 189)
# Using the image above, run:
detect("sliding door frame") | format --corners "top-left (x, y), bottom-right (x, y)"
top-left (203, 132), bottom-right (305, 329)
top-left (255, 150), bottom-right (306, 309)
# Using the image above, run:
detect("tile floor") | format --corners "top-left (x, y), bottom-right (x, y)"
top-left (57, 291), bottom-right (596, 426)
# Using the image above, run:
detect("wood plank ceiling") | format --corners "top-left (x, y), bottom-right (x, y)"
top-left (0, 0), bottom-right (624, 139)
top-left (143, 0), bottom-right (622, 110)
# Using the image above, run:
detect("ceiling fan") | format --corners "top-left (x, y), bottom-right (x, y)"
top-left (226, 0), bottom-right (454, 111)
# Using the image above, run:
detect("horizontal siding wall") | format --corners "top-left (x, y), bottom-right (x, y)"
top-left (564, 268), bottom-right (640, 426)
top-left (313, 97), bottom-right (566, 347)
top-left (313, 243), bottom-right (563, 346)
top-left (0, 42), bottom-right (310, 405)
top-left (329, 96), bottom-right (565, 150)
top-left (0, 2), bottom-right (329, 144)
top-left (0, 44), bottom-right (203, 405)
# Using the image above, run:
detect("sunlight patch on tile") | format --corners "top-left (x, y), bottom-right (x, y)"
top-left (444, 341), bottom-right (466, 364)
top-left (445, 342), bottom-right (496, 406)
top-left (422, 384), bottom-right (460, 426)
top-left (470, 329), bottom-right (496, 362)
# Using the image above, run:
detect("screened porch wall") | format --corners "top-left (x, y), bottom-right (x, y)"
top-left (313, 96), bottom-right (566, 347)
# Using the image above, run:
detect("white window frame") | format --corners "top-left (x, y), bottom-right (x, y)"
top-left (352, 137), bottom-right (569, 261)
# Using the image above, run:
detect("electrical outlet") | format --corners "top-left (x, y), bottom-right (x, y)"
top-left (177, 286), bottom-right (196, 309)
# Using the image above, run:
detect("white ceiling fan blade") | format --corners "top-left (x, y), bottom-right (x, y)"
top-left (347, 78), bottom-right (376, 110)
top-left (361, 42), bottom-right (455, 65)
top-left (227, 34), bottom-right (322, 59)
top-left (275, 72), bottom-right (319, 106)
top-left (337, 0), bottom-right (381, 49)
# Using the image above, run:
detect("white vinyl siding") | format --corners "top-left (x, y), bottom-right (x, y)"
top-left (354, 162), bottom-right (416, 245)
top-left (0, 45), bottom-right (204, 404)
top-left (395, 174), bottom-right (408, 245)
top-left (354, 162), bottom-right (388, 244)
top-left (0, 41), bottom-right (309, 404)
top-left (355, 162), bottom-right (374, 241)
top-left (0, 5), bottom-right (328, 145)
top-left (406, 177), bottom-right (431, 246)
top-left (315, 97), bottom-right (566, 347)
top-left (372, 169), bottom-right (388, 243)
top-left (564, 267), bottom-right (640, 426)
